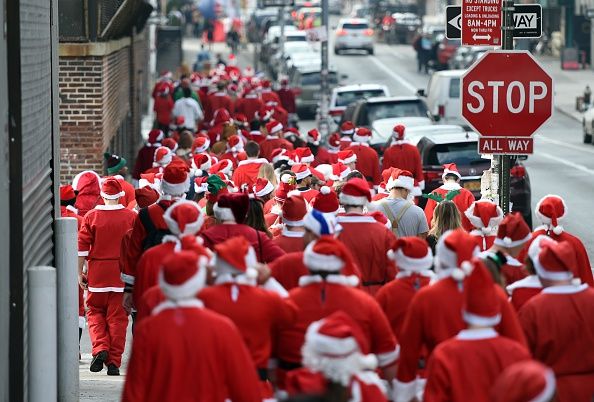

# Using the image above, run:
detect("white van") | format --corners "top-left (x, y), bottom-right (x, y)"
top-left (419, 70), bottom-right (465, 126)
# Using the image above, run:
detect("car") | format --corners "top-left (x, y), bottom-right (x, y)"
top-left (435, 36), bottom-right (461, 70)
top-left (583, 106), bottom-right (594, 143)
top-left (290, 65), bottom-right (340, 118)
top-left (387, 12), bottom-right (421, 44)
top-left (418, 70), bottom-right (465, 126)
top-left (246, 8), bottom-right (279, 42)
top-left (328, 84), bottom-right (390, 123)
top-left (334, 18), bottom-right (375, 55)
top-left (270, 41), bottom-right (320, 77)
top-left (413, 130), bottom-right (532, 225)
top-left (340, 96), bottom-right (431, 130)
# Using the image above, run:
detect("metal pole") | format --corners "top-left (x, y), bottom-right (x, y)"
top-left (55, 218), bottom-right (80, 402)
top-left (319, 0), bottom-right (330, 136)
top-left (28, 266), bottom-right (57, 402)
top-left (497, 0), bottom-right (514, 214)
top-left (279, 6), bottom-right (286, 77)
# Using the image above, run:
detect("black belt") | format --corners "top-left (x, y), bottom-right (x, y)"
top-left (362, 280), bottom-right (387, 287)
top-left (278, 359), bottom-right (302, 371)
top-left (257, 368), bottom-right (269, 381)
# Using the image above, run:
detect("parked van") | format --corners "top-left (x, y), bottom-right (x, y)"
top-left (418, 70), bottom-right (465, 126)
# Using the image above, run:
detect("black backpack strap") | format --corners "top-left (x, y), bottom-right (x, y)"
top-left (139, 207), bottom-right (156, 234)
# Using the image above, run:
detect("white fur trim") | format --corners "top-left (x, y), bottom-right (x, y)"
top-left (541, 283), bottom-right (588, 294)
top-left (336, 215), bottom-right (376, 224)
top-left (237, 158), bottom-right (268, 166)
top-left (530, 368), bottom-right (557, 402)
top-left (152, 298), bottom-right (204, 315)
top-left (338, 155), bottom-right (357, 165)
top-left (294, 168), bottom-right (311, 181)
top-left (303, 242), bottom-right (344, 272)
top-left (455, 328), bottom-right (498, 340)
top-left (464, 200), bottom-right (504, 230)
top-left (377, 346), bottom-right (400, 367)
top-left (305, 320), bottom-right (360, 357)
top-left (255, 181), bottom-right (275, 197)
top-left (159, 265), bottom-right (207, 301)
top-left (94, 204), bottom-right (125, 210)
top-left (442, 168), bottom-right (461, 180)
top-left (462, 310), bottom-right (501, 327)
top-left (392, 378), bottom-right (418, 402)
top-left (506, 275), bottom-right (542, 293)
top-left (261, 277), bottom-right (289, 298)
top-left (493, 232), bottom-right (532, 248)
top-left (65, 205), bottom-right (78, 214)
top-left (78, 316), bottom-right (86, 329)
top-left (390, 248), bottom-right (433, 272)
top-left (87, 286), bottom-right (124, 292)
top-left (268, 122), bottom-right (283, 134)
top-left (120, 273), bottom-right (135, 285)
top-left (352, 133), bottom-right (370, 143)
top-left (440, 182), bottom-right (462, 191)
top-left (100, 191), bottom-right (125, 200)
top-left (533, 252), bottom-right (574, 281)
top-left (386, 175), bottom-right (414, 192)
top-left (72, 170), bottom-right (101, 191)
top-left (535, 194), bottom-right (567, 230)
top-left (282, 219), bottom-right (305, 228)
top-left (213, 203), bottom-right (236, 222)
top-left (78, 250), bottom-right (89, 257)
top-left (162, 200), bottom-right (204, 235)
top-left (299, 274), bottom-right (359, 287)
top-left (299, 155), bottom-right (315, 163)
top-left (161, 175), bottom-right (190, 196)
top-left (339, 193), bottom-right (368, 206)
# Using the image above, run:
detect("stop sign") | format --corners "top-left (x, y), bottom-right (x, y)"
top-left (461, 50), bottom-right (553, 137)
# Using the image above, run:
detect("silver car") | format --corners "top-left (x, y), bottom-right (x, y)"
top-left (334, 18), bottom-right (375, 55)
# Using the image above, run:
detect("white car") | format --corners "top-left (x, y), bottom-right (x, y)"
top-left (583, 106), bottom-right (594, 143)
top-left (334, 18), bottom-right (374, 55)
top-left (419, 70), bottom-right (465, 126)
top-left (329, 84), bottom-right (390, 122)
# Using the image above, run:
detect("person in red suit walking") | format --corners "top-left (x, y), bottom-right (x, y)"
top-left (347, 127), bottom-right (381, 188)
top-left (382, 124), bottom-right (424, 191)
top-left (276, 78), bottom-right (297, 115)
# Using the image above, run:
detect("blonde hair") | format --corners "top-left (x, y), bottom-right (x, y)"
top-left (429, 200), bottom-right (462, 239)
top-left (258, 163), bottom-right (277, 186)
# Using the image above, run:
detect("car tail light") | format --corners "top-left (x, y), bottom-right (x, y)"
top-left (364, 29), bottom-right (374, 36)
top-left (291, 10), bottom-right (297, 18)
top-left (424, 170), bottom-right (441, 182)
top-left (438, 105), bottom-right (445, 117)
top-left (336, 29), bottom-right (347, 36)
top-left (292, 88), bottom-right (302, 96)
top-left (329, 109), bottom-right (343, 116)
top-left (510, 165), bottom-right (526, 178)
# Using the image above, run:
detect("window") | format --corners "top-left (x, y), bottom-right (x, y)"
top-left (335, 89), bottom-right (387, 107)
top-left (427, 142), bottom-right (485, 166)
top-left (449, 78), bottom-right (460, 99)
top-left (365, 100), bottom-right (428, 123)
top-left (342, 23), bottom-right (369, 29)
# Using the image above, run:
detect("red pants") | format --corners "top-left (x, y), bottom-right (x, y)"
top-left (86, 292), bottom-right (128, 367)
top-left (79, 286), bottom-right (86, 328)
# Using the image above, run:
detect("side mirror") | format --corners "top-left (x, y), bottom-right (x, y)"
top-left (417, 89), bottom-right (426, 97)
top-left (341, 74), bottom-right (349, 79)
top-left (431, 113), bottom-right (441, 122)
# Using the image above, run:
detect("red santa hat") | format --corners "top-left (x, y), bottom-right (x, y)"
top-left (159, 251), bottom-right (208, 302)
top-left (60, 184), bottom-right (76, 202)
top-left (527, 235), bottom-right (556, 263)
top-left (212, 108), bottom-right (233, 126)
top-left (275, 174), bottom-right (297, 202)
top-left (213, 236), bottom-right (258, 279)
top-left (226, 135), bottom-right (244, 153)
top-left (307, 129), bottom-right (320, 146)
top-left (533, 240), bottom-right (577, 281)
top-left (256, 106), bottom-right (274, 121)
top-left (291, 163), bottom-right (312, 181)
top-left (490, 361), bottom-right (556, 402)
top-left (303, 209), bottom-right (339, 237)
top-left (135, 187), bottom-right (160, 208)
top-left (284, 127), bottom-right (300, 138)
top-left (312, 186), bottom-right (340, 214)
top-left (72, 170), bottom-right (101, 193)
top-left (302, 311), bottom-right (377, 387)
top-left (386, 169), bottom-right (415, 192)
top-left (294, 147), bottom-right (315, 164)
top-left (266, 120), bottom-right (283, 135)
top-left (337, 150), bottom-right (357, 165)
top-left (194, 176), bottom-right (209, 194)
top-left (261, 79), bottom-right (272, 88)
top-left (191, 153), bottom-right (213, 176)
top-left (435, 229), bottom-right (480, 279)
top-left (464, 200), bottom-right (504, 234)
top-left (442, 163), bottom-right (462, 180)
top-left (271, 148), bottom-right (290, 164)
top-left (153, 146), bottom-right (173, 168)
top-left (233, 113), bottom-right (248, 126)
top-left (191, 136), bottom-right (211, 154)
top-left (327, 133), bottom-right (341, 150)
top-left (393, 124), bottom-right (406, 140)
top-left (339, 178), bottom-right (371, 206)
top-left (209, 159), bottom-right (233, 177)
top-left (340, 121), bottom-right (355, 135)
top-left (253, 178), bottom-right (275, 198)
top-left (213, 193), bottom-right (249, 224)
top-left (535, 194), bottom-right (567, 235)
top-left (352, 127), bottom-right (371, 143)
top-left (282, 194), bottom-right (307, 226)
top-left (494, 212), bottom-right (532, 248)
top-left (161, 160), bottom-right (191, 196)
top-left (162, 137), bottom-right (178, 152)
top-left (462, 259), bottom-right (501, 326)
top-left (139, 172), bottom-right (163, 190)
top-left (100, 177), bottom-right (125, 200)
top-left (163, 200), bottom-right (205, 236)
top-left (304, 237), bottom-right (350, 272)
top-left (148, 129), bottom-right (164, 145)
top-left (329, 162), bottom-right (351, 181)
top-left (387, 237), bottom-right (433, 272)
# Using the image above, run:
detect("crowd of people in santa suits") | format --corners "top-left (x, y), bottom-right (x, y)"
top-left (58, 62), bottom-right (594, 402)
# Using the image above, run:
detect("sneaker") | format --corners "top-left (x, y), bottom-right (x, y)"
top-left (89, 350), bottom-right (108, 372)
top-left (107, 364), bottom-right (120, 376)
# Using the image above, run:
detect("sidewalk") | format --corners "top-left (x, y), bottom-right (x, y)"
top-left (536, 55), bottom-right (594, 122)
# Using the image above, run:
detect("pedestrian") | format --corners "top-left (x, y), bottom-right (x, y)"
top-left (132, 129), bottom-right (164, 181)
top-left (506, 235), bottom-right (546, 311)
top-left (219, 135), bottom-right (246, 168)
top-left (245, 195), bottom-right (273, 238)
top-left (426, 200), bottom-right (462, 253)
top-left (423, 259), bottom-right (531, 402)
top-left (230, 141), bottom-right (268, 188)
top-left (314, 132), bottom-right (341, 166)
top-left (272, 193), bottom-right (308, 253)
top-left (103, 153), bottom-right (136, 209)
top-left (346, 128), bottom-right (380, 187)
top-left (153, 86), bottom-right (174, 134)
top-left (259, 120), bottom-right (294, 161)
top-left (370, 169), bottom-right (429, 238)
top-left (207, 81), bottom-right (234, 116)
top-left (172, 87), bottom-right (204, 131)
top-left (382, 125), bottom-right (424, 189)
top-left (490, 360), bottom-right (557, 402)
top-left (260, 80), bottom-right (281, 105)
top-left (291, 164), bottom-right (319, 203)
top-left (464, 199), bottom-right (504, 251)
top-left (276, 77), bottom-right (297, 115)
top-left (518, 240), bottom-right (594, 401)
top-left (234, 85), bottom-right (263, 122)
top-left (78, 177), bottom-right (136, 375)
top-left (424, 163), bottom-right (475, 231)
top-left (122, 251), bottom-right (262, 402)
top-left (337, 178), bottom-right (397, 295)
top-left (72, 170), bottom-right (102, 217)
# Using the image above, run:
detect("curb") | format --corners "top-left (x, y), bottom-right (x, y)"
top-left (555, 105), bottom-right (583, 123)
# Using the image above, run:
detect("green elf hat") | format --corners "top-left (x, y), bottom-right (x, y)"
top-left (104, 153), bottom-right (127, 175)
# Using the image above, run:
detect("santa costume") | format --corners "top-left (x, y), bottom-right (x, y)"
top-left (518, 240), bottom-right (594, 402)
top-left (291, 163), bottom-right (319, 203)
top-left (506, 235), bottom-right (547, 311)
top-left (207, 89), bottom-right (234, 118)
top-left (232, 156), bottom-right (269, 189)
top-left (72, 170), bottom-right (101, 217)
top-left (122, 251), bottom-right (262, 402)
top-left (259, 121), bottom-right (294, 161)
top-left (336, 178), bottom-right (397, 295)
top-left (346, 128), bottom-right (381, 187)
top-left (423, 260), bottom-right (531, 402)
top-left (339, 121), bottom-right (355, 150)
top-left (78, 178), bottom-right (136, 373)
top-left (132, 129), bottom-right (164, 180)
top-left (465, 200), bottom-right (504, 251)
top-left (273, 193), bottom-right (308, 253)
top-left (490, 212), bottom-right (531, 286)
top-left (234, 86), bottom-right (263, 121)
top-left (219, 135), bottom-right (246, 168)
top-left (381, 125), bottom-right (424, 190)
top-left (199, 236), bottom-right (297, 397)
top-left (314, 132), bottom-right (341, 167)
top-left (260, 80), bottom-right (281, 105)
top-left (490, 360), bottom-right (557, 402)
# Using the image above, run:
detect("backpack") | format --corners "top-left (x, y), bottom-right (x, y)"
top-left (139, 204), bottom-right (171, 250)
top-left (380, 200), bottom-right (413, 237)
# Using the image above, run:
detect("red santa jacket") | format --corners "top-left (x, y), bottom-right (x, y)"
top-left (206, 92), bottom-right (234, 121)
top-left (122, 302), bottom-right (262, 402)
top-left (61, 205), bottom-right (84, 228)
top-left (424, 183), bottom-right (475, 231)
top-left (153, 95), bottom-right (174, 126)
top-left (199, 281), bottom-right (297, 369)
top-left (259, 136), bottom-right (294, 162)
top-left (381, 142), bottom-right (424, 188)
top-left (506, 275), bottom-right (542, 311)
top-left (519, 228), bottom-right (594, 287)
top-left (424, 328), bottom-right (530, 402)
top-left (336, 213), bottom-right (398, 295)
top-left (200, 223), bottom-right (285, 263)
top-left (272, 105), bottom-right (289, 127)
top-left (132, 144), bottom-right (159, 180)
top-left (375, 272), bottom-right (433, 340)
top-left (499, 255), bottom-right (528, 287)
top-left (469, 230), bottom-right (496, 252)
top-left (276, 276), bottom-right (399, 369)
top-left (273, 230), bottom-right (305, 253)
top-left (313, 147), bottom-right (338, 167)
top-left (234, 95), bottom-right (263, 121)
top-left (396, 275), bottom-right (527, 395)
top-left (78, 204), bottom-right (136, 292)
top-left (219, 151), bottom-right (245, 169)
top-left (519, 284), bottom-right (594, 402)
top-left (261, 90), bottom-right (281, 105)
top-left (231, 158), bottom-right (268, 189)
top-left (276, 88), bottom-right (297, 114)
top-left (347, 143), bottom-right (381, 186)
top-left (297, 187), bottom-right (319, 204)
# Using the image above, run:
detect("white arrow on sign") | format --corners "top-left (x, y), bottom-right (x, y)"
top-left (473, 34), bottom-right (491, 40)
top-left (448, 14), bottom-right (462, 29)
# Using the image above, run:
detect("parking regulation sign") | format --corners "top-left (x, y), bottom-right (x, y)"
top-left (461, 0), bottom-right (502, 46)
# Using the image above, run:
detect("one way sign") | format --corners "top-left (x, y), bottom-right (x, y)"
top-left (446, 4), bottom-right (542, 40)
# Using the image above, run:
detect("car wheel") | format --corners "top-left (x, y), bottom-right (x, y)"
top-left (368, 48), bottom-right (374, 55)
top-left (583, 120), bottom-right (592, 143)
top-left (334, 48), bottom-right (340, 55)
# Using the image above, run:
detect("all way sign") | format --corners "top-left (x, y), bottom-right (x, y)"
top-left (479, 137), bottom-right (534, 154)
top-left (446, 4), bottom-right (542, 40)
top-left (462, 0), bottom-right (502, 46)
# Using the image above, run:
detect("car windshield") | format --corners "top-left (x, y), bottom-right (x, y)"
top-left (301, 72), bottom-right (338, 86)
top-left (342, 23), bottom-right (368, 29)
top-left (336, 89), bottom-right (386, 107)
top-left (427, 142), bottom-right (485, 166)
top-left (365, 100), bottom-right (428, 123)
